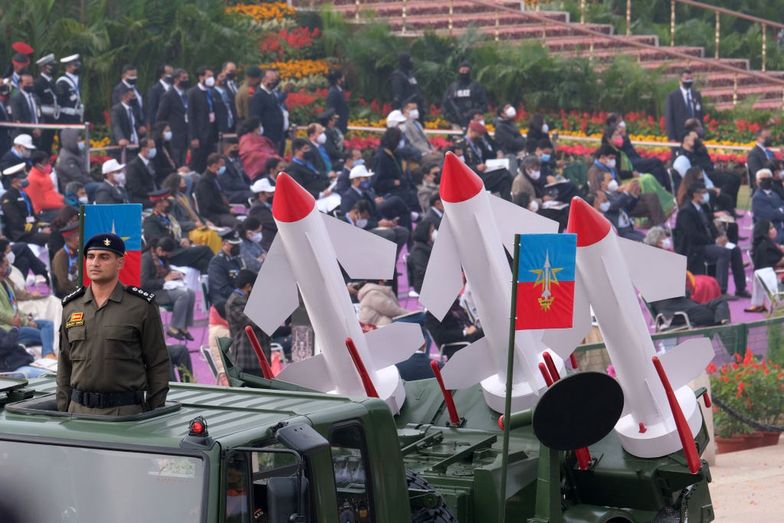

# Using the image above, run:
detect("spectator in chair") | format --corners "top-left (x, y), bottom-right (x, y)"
top-left (286, 138), bottom-right (332, 200)
top-left (320, 108), bottom-right (347, 170)
top-left (343, 199), bottom-right (408, 258)
top-left (462, 121), bottom-right (513, 201)
top-left (248, 177), bottom-right (278, 253)
top-left (493, 104), bottom-right (526, 156)
top-left (124, 138), bottom-right (159, 207)
top-left (401, 101), bottom-right (433, 156)
top-left (341, 164), bottom-right (413, 233)
top-left (238, 217), bottom-right (265, 272)
top-left (238, 117), bottom-right (281, 181)
top-left (407, 219), bottom-right (436, 294)
top-left (0, 238), bottom-right (49, 287)
top-left (372, 127), bottom-right (419, 211)
top-left (1, 163), bottom-right (50, 246)
top-left (51, 222), bottom-right (81, 298)
top-left (751, 169), bottom-right (784, 242)
top-left (226, 269), bottom-right (269, 376)
top-left (195, 153), bottom-right (239, 227)
top-left (220, 139), bottom-right (254, 205)
top-left (417, 161), bottom-right (440, 214)
top-left (162, 173), bottom-right (223, 254)
top-left (747, 219), bottom-right (784, 313)
top-left (208, 229), bottom-right (244, 318)
top-left (26, 150), bottom-right (63, 218)
top-left (747, 128), bottom-right (782, 192)
top-left (56, 128), bottom-right (93, 190)
top-left (681, 119), bottom-right (741, 211)
top-left (94, 159), bottom-right (130, 204)
top-left (588, 169), bottom-right (645, 242)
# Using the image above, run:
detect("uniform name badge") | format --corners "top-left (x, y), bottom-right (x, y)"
top-left (456, 89), bottom-right (471, 97)
top-left (66, 312), bottom-right (85, 329)
top-left (209, 112), bottom-right (215, 123)
top-left (25, 216), bottom-right (35, 223)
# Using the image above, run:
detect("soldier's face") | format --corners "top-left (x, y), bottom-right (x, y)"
top-left (86, 250), bottom-right (125, 283)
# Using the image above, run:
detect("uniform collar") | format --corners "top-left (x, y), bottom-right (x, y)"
top-left (83, 281), bottom-right (124, 304)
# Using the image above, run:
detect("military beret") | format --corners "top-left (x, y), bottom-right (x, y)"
top-left (60, 222), bottom-right (79, 238)
top-left (149, 188), bottom-right (171, 202)
top-left (84, 233), bottom-right (125, 256)
top-left (220, 229), bottom-right (241, 244)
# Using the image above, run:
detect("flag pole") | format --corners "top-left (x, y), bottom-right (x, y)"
top-left (77, 204), bottom-right (85, 286)
top-left (499, 233), bottom-right (522, 523)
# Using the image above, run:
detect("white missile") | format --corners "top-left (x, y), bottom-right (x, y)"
top-left (244, 173), bottom-right (423, 413)
top-left (419, 152), bottom-right (564, 413)
top-left (542, 197), bottom-right (714, 458)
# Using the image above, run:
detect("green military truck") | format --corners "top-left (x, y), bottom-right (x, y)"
top-left (0, 357), bottom-right (714, 523)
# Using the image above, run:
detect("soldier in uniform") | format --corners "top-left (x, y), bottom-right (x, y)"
top-left (441, 61), bottom-right (488, 129)
top-left (1, 163), bottom-right (50, 246)
top-left (55, 54), bottom-right (84, 125)
top-left (207, 229), bottom-right (244, 317)
top-left (33, 53), bottom-right (59, 154)
top-left (56, 233), bottom-right (170, 415)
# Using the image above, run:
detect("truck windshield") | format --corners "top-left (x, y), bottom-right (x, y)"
top-left (0, 439), bottom-right (205, 522)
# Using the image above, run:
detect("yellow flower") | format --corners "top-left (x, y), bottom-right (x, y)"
top-left (260, 59), bottom-right (329, 80)
top-left (226, 2), bottom-right (295, 22)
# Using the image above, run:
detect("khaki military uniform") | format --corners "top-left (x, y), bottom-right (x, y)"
top-left (56, 282), bottom-right (170, 415)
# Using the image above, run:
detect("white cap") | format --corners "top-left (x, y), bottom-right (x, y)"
top-left (251, 178), bottom-right (276, 193)
top-left (36, 53), bottom-right (56, 66)
top-left (386, 110), bottom-right (406, 128)
top-left (13, 134), bottom-right (35, 149)
top-left (2, 163), bottom-right (26, 177)
top-left (349, 165), bottom-right (375, 180)
top-left (60, 54), bottom-right (80, 64)
top-left (101, 158), bottom-right (125, 175)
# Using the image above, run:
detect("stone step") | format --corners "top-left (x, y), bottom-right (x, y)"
top-left (386, 11), bottom-right (567, 29)
top-left (698, 70), bottom-right (784, 89)
top-left (396, 22), bottom-right (614, 39)
top-left (556, 45), bottom-right (704, 63)
top-left (702, 83), bottom-right (784, 103)
top-left (635, 58), bottom-right (750, 74)
top-left (715, 97), bottom-right (784, 110)
top-left (543, 34), bottom-right (658, 52)
top-left (333, 0), bottom-right (544, 19)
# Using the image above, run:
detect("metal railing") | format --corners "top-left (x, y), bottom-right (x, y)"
top-left (0, 121), bottom-right (91, 167)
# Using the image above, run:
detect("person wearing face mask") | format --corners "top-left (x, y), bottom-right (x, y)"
top-left (25, 150), bottom-right (64, 219)
top-left (746, 219), bottom-right (784, 313)
top-left (9, 72), bottom-right (42, 141)
top-left (237, 117), bottom-right (280, 181)
top-left (208, 229), bottom-right (245, 318)
top-left (150, 120), bottom-right (181, 181)
top-left (156, 68), bottom-right (191, 167)
top-left (110, 86), bottom-right (143, 157)
top-left (250, 68), bottom-right (288, 154)
top-left (124, 138), bottom-right (160, 207)
top-left (248, 177), bottom-right (278, 252)
top-left (63, 182), bottom-right (88, 208)
top-left (56, 129), bottom-right (94, 191)
top-left (406, 218), bottom-right (439, 294)
top-left (372, 127), bottom-right (421, 213)
top-left (218, 139), bottom-right (254, 204)
top-left (589, 170), bottom-right (644, 242)
top-left (51, 222), bottom-right (82, 298)
top-left (55, 54), bottom-right (83, 124)
top-left (341, 164), bottom-right (412, 235)
top-left (0, 81), bottom-right (12, 155)
top-left (747, 128), bottom-right (782, 192)
top-left (683, 118), bottom-right (741, 210)
top-left (665, 69), bottom-right (704, 142)
top-left (525, 114), bottom-right (557, 154)
top-left (401, 101), bottom-right (433, 156)
top-left (390, 53), bottom-right (425, 116)
top-left (493, 104), bottom-right (526, 156)
top-left (145, 64), bottom-right (173, 127)
top-left (326, 70), bottom-right (349, 134)
top-left (675, 182), bottom-right (749, 298)
top-left (94, 158), bottom-right (130, 204)
top-left (1, 163), bottom-right (50, 246)
top-left (187, 66), bottom-right (219, 173)
top-left (602, 114), bottom-right (671, 191)
top-left (237, 217), bottom-right (265, 272)
top-left (235, 66), bottom-right (262, 127)
top-left (320, 109), bottom-right (348, 170)
top-left (751, 169), bottom-right (784, 242)
top-left (111, 64), bottom-right (145, 130)
top-left (195, 153), bottom-right (240, 227)
top-left (441, 61), bottom-right (488, 128)
top-left (673, 127), bottom-right (737, 215)
top-left (213, 70), bottom-right (236, 134)
top-left (462, 121), bottom-right (514, 202)
top-left (286, 138), bottom-right (332, 200)
top-left (305, 122), bottom-right (336, 179)
top-left (417, 162), bottom-right (440, 215)
top-left (0, 133), bottom-right (35, 177)
top-left (33, 53), bottom-right (59, 154)
top-left (161, 173), bottom-right (222, 254)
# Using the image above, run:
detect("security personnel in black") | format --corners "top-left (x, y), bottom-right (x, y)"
top-left (1, 163), bottom-right (50, 246)
top-left (55, 54), bottom-right (83, 124)
top-left (33, 53), bottom-right (58, 154)
top-left (57, 233), bottom-right (170, 415)
top-left (207, 229), bottom-right (244, 318)
top-left (441, 61), bottom-right (488, 128)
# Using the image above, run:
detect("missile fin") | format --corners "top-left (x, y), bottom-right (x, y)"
top-left (275, 353), bottom-right (334, 392)
top-left (419, 215), bottom-right (464, 320)
top-left (489, 194), bottom-right (559, 255)
top-left (245, 235), bottom-right (300, 335)
top-left (364, 322), bottom-right (425, 369)
top-left (618, 237), bottom-right (687, 302)
top-left (541, 277), bottom-right (592, 359)
top-left (441, 337), bottom-right (496, 389)
top-left (658, 338), bottom-right (715, 391)
top-left (322, 213), bottom-right (397, 280)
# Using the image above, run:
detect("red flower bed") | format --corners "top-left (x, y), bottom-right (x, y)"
top-left (260, 27), bottom-right (321, 60)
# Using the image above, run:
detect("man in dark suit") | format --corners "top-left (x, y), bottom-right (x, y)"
top-left (111, 64), bottom-right (145, 129)
top-left (1, 163), bottom-right (49, 246)
top-left (187, 66), bottom-right (218, 173)
top-left (390, 53), bottom-right (425, 114)
top-left (124, 139), bottom-right (158, 207)
top-left (326, 70), bottom-right (349, 134)
top-left (0, 82), bottom-right (12, 156)
top-left (250, 69), bottom-right (287, 153)
top-left (425, 194), bottom-right (444, 229)
top-left (747, 128), bottom-right (780, 192)
top-left (94, 159), bottom-right (130, 204)
top-left (248, 178), bottom-right (277, 252)
top-left (9, 72), bottom-right (40, 139)
top-left (664, 69), bottom-right (704, 142)
top-left (156, 68), bottom-right (190, 167)
top-left (145, 64), bottom-right (172, 127)
top-left (195, 153), bottom-right (238, 227)
top-left (286, 139), bottom-right (331, 199)
top-left (304, 122), bottom-right (331, 177)
top-left (751, 169), bottom-right (784, 241)
top-left (110, 86), bottom-right (142, 158)
top-left (0, 134), bottom-right (35, 176)
top-left (463, 122), bottom-right (512, 201)
top-left (33, 53), bottom-right (58, 154)
top-left (214, 70), bottom-right (236, 134)
top-left (339, 164), bottom-right (411, 238)
top-left (674, 182), bottom-right (748, 297)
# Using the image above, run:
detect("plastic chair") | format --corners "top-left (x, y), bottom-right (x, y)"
top-left (754, 268), bottom-right (784, 317)
top-left (199, 345), bottom-right (218, 380)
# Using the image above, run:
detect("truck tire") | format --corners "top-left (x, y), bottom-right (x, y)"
top-left (407, 469), bottom-right (459, 523)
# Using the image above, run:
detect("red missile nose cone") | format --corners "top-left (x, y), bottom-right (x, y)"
top-left (272, 172), bottom-right (316, 222)
top-left (440, 152), bottom-right (484, 203)
top-left (566, 196), bottom-right (612, 247)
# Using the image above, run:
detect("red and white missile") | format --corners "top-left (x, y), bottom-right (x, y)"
top-left (542, 197), bottom-right (714, 457)
top-left (419, 152), bottom-right (563, 413)
top-left (244, 173), bottom-right (423, 413)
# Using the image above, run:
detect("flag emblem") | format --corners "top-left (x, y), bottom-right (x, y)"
top-left (516, 234), bottom-right (577, 330)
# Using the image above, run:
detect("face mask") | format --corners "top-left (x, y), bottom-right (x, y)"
top-left (458, 72), bottom-right (471, 83)
top-left (19, 179), bottom-right (29, 188)
top-left (217, 166), bottom-right (226, 175)
top-left (763, 138), bottom-right (773, 148)
top-left (5, 252), bottom-right (14, 265)
top-left (147, 147), bottom-right (157, 159)
top-left (661, 238), bottom-right (673, 250)
top-left (251, 232), bottom-right (263, 243)
top-left (78, 195), bottom-right (89, 203)
top-left (398, 124), bottom-right (406, 132)
top-left (179, 79), bottom-right (191, 89)
top-left (226, 72), bottom-right (236, 81)
top-left (528, 200), bottom-right (539, 213)
top-left (21, 85), bottom-right (33, 93)
top-left (229, 244), bottom-right (240, 257)
top-left (682, 80), bottom-right (693, 90)
top-left (355, 218), bottom-right (368, 228)
top-left (359, 180), bottom-right (370, 189)
top-left (430, 230), bottom-right (438, 242)
top-left (599, 201), bottom-right (611, 212)
top-left (78, 141), bottom-right (86, 151)
top-left (770, 228), bottom-right (778, 241)
top-left (354, 158), bottom-right (364, 167)
top-left (20, 149), bottom-right (31, 159)
top-left (229, 149), bottom-right (239, 159)
top-left (409, 109), bottom-right (419, 120)
top-left (316, 132), bottom-right (327, 145)
top-left (701, 192), bottom-right (710, 204)
top-left (505, 107), bottom-right (516, 119)
top-left (612, 136), bottom-right (624, 148)
top-left (258, 126), bottom-right (264, 136)
top-left (606, 158), bottom-right (617, 169)
top-left (72, 66), bottom-right (81, 75)
top-left (204, 76), bottom-right (215, 88)
top-left (760, 178), bottom-right (773, 190)
top-left (164, 75), bottom-right (173, 84)
top-left (607, 179), bottom-right (619, 192)
top-left (163, 131), bottom-right (173, 142)
top-left (126, 77), bottom-right (137, 85)
top-left (541, 123), bottom-right (549, 133)
top-left (114, 172), bottom-right (126, 185)
top-left (528, 170), bottom-right (541, 181)
top-left (398, 139), bottom-right (406, 150)
top-left (540, 153), bottom-right (551, 163)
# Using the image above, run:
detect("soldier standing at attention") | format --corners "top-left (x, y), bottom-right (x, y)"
top-left (56, 233), bottom-right (170, 415)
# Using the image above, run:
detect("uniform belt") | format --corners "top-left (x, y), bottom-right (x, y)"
top-left (40, 106), bottom-right (58, 116)
top-left (59, 106), bottom-right (83, 116)
top-left (71, 389), bottom-right (144, 409)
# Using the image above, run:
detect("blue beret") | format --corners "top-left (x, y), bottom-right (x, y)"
top-left (84, 233), bottom-right (125, 256)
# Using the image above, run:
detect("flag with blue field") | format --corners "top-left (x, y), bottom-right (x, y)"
top-left (82, 204), bottom-right (143, 287)
top-left (516, 233), bottom-right (577, 330)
